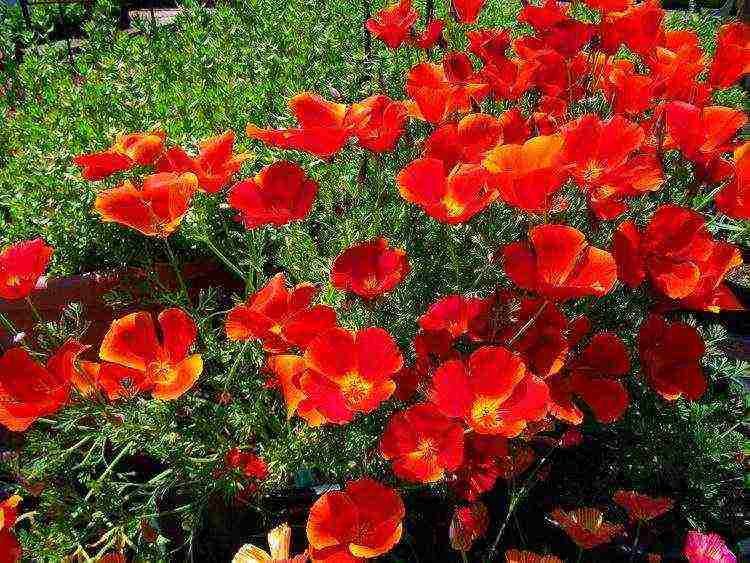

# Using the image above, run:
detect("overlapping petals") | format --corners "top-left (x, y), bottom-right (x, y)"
top-left (365, 0), bottom-right (418, 49)
top-left (0, 239), bottom-right (53, 301)
top-left (549, 508), bottom-right (624, 549)
top-left (613, 490), bottom-right (674, 522)
top-left (709, 22), bottom-right (750, 90)
top-left (233, 522), bottom-right (308, 563)
top-left (452, 0), bottom-right (487, 24)
top-left (0, 495), bottom-right (22, 563)
top-left (345, 95), bottom-right (408, 153)
top-left (716, 142), bottom-right (750, 220)
top-left (449, 502), bottom-right (489, 552)
top-left (504, 550), bottom-right (563, 563)
top-left (330, 238), bottom-right (409, 300)
top-left (683, 531), bottom-right (737, 563)
top-left (74, 130), bottom-right (165, 180)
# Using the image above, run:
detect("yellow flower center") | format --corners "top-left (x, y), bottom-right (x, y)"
top-left (470, 396), bottom-right (505, 432)
top-left (147, 360), bottom-right (174, 384)
top-left (582, 161), bottom-right (604, 182)
top-left (340, 371), bottom-right (372, 407)
top-left (269, 324), bottom-right (283, 335)
top-left (442, 195), bottom-right (465, 217)
top-left (414, 438), bottom-right (438, 460)
top-left (362, 275), bottom-right (380, 291)
top-left (5, 275), bottom-right (22, 287)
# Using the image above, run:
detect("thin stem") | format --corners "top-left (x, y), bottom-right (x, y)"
top-left (164, 238), bottom-right (190, 306)
top-left (84, 443), bottom-right (132, 501)
top-left (0, 312), bottom-right (19, 340)
top-left (576, 546), bottom-right (584, 563)
top-left (26, 296), bottom-right (43, 325)
top-left (223, 341), bottom-right (250, 391)
top-left (202, 235), bottom-right (245, 281)
top-left (506, 301), bottom-right (548, 347)
top-left (629, 522), bottom-right (641, 563)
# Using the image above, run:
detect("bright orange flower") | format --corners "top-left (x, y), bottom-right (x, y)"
top-left (397, 159), bottom-right (498, 224)
top-left (613, 490), bottom-right (674, 522)
top-left (331, 238), bottom-right (409, 300)
top-left (233, 522), bottom-right (309, 563)
top-left (344, 95), bottom-right (407, 153)
top-left (0, 341), bottom-right (87, 431)
top-left (380, 403), bottom-right (464, 483)
top-left (300, 327), bottom-right (403, 424)
top-left (225, 273), bottom-right (337, 353)
top-left (638, 315), bottom-right (706, 402)
top-left (452, 0), bottom-right (487, 24)
top-left (504, 550), bottom-right (563, 563)
top-left (599, 1), bottom-right (665, 62)
top-left (709, 22), bottom-right (750, 89)
top-left (549, 508), bottom-right (623, 549)
top-left (449, 502), bottom-right (489, 552)
top-left (418, 294), bottom-right (488, 339)
top-left (450, 434), bottom-right (509, 500)
top-left (364, 0), bottom-right (418, 49)
top-left (156, 130), bottom-right (250, 193)
top-left (246, 93), bottom-right (351, 158)
top-left (716, 142), bottom-right (750, 220)
top-left (94, 172), bottom-right (198, 237)
top-left (432, 346), bottom-right (549, 437)
top-left (588, 155), bottom-right (664, 220)
top-left (0, 495), bottom-right (22, 563)
top-left (0, 238), bottom-right (53, 301)
top-left (652, 32), bottom-right (710, 107)
top-left (94, 308), bottom-right (203, 401)
top-left (412, 19), bottom-right (445, 50)
top-left (228, 161), bottom-right (318, 229)
top-left (74, 130), bottom-right (166, 180)
top-left (306, 478), bottom-right (405, 561)
top-left (518, 0), bottom-right (569, 32)
top-left (265, 355), bottom-right (327, 427)
top-left (600, 59), bottom-right (656, 117)
top-left (503, 225), bottom-right (617, 301)
top-left (423, 113), bottom-right (504, 172)
top-left (483, 134), bottom-right (567, 214)
top-left (467, 28), bottom-right (511, 68)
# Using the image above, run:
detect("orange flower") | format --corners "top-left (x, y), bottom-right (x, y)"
top-left (74, 130), bottom-right (166, 180)
top-left (418, 294), bottom-right (489, 339)
top-left (450, 434), bottom-right (509, 500)
top-left (423, 113), bottom-right (504, 172)
top-left (226, 273), bottom-right (337, 353)
top-left (599, 1), bottom-right (665, 61)
top-left (412, 20), bottom-right (445, 50)
top-left (709, 22), bottom-right (750, 89)
top-left (380, 403), bottom-right (464, 483)
top-left (397, 159), bottom-right (498, 223)
top-left (344, 95), bottom-right (407, 153)
top-left (94, 172), bottom-right (198, 237)
top-left (449, 502), bottom-right (489, 552)
top-left (504, 550), bottom-right (563, 563)
top-left (431, 346), bottom-right (549, 437)
top-left (638, 315), bottom-right (706, 402)
top-left (246, 93), bottom-right (351, 159)
top-left (90, 308), bottom-right (203, 401)
top-left (331, 238), bottom-right (410, 300)
top-left (483, 134), bottom-right (567, 214)
top-left (503, 225), bottom-right (617, 301)
top-left (228, 161), bottom-right (318, 229)
top-left (233, 522), bottom-right (308, 563)
top-left (0, 239), bottom-right (53, 301)
top-left (306, 478), bottom-right (405, 561)
top-left (600, 59), bottom-right (656, 117)
top-left (156, 130), bottom-right (250, 193)
top-left (716, 142), bottom-right (750, 220)
top-left (518, 0), bottom-right (569, 32)
top-left (452, 0), bottom-right (487, 24)
top-left (0, 495), bottom-right (22, 563)
top-left (0, 341), bottom-right (87, 431)
top-left (300, 327), bottom-right (403, 424)
top-left (613, 490), bottom-right (674, 522)
top-left (467, 28), bottom-right (511, 67)
top-left (549, 508), bottom-right (623, 549)
top-left (364, 0), bottom-right (418, 49)
top-left (265, 355), bottom-right (327, 427)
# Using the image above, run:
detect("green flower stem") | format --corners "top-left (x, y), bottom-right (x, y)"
top-left (164, 237), bottom-right (191, 307)
top-left (26, 296), bottom-right (43, 325)
top-left (84, 443), bottom-right (133, 502)
top-left (201, 235), bottom-right (245, 282)
top-left (0, 312), bottom-right (19, 340)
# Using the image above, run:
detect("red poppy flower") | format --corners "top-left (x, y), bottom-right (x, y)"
top-left (503, 225), bottom-right (617, 301)
top-left (709, 22), bottom-right (750, 89)
top-left (452, 0), bottom-right (487, 24)
top-left (549, 508), bottom-right (624, 549)
top-left (483, 134), bottom-right (567, 214)
top-left (228, 161), bottom-right (318, 229)
top-left (450, 434), bottom-right (509, 500)
top-left (600, 59), bottom-right (656, 117)
top-left (498, 108), bottom-right (531, 145)
top-left (306, 478), bottom-right (405, 561)
top-left (397, 159), bottom-right (498, 224)
top-left (265, 355), bottom-right (327, 426)
top-left (225, 448), bottom-right (269, 480)
top-left (74, 130), bottom-right (166, 181)
top-left (0, 341), bottom-right (87, 431)
top-left (467, 28), bottom-right (511, 68)
top-left (613, 490), bottom-right (674, 522)
top-left (330, 238), bottom-right (410, 300)
top-left (94, 308), bottom-right (203, 401)
top-left (423, 113), bottom-right (504, 172)
top-left (392, 365), bottom-right (423, 402)
top-left (246, 93), bottom-right (351, 159)
top-left (599, 1), bottom-right (665, 62)
top-left (584, 0), bottom-right (632, 12)
top-left (683, 531), bottom-right (737, 563)
top-left (0, 239), bottom-right (53, 301)
top-left (518, 0), bottom-right (569, 32)
top-left (587, 155), bottom-right (664, 220)
top-left (300, 327), bottom-right (403, 424)
top-left (380, 403), bottom-right (464, 483)
top-left (418, 294), bottom-right (488, 339)
top-left (412, 19), bottom-right (445, 50)
top-left (449, 502), bottom-right (489, 552)
top-left (94, 172), bottom-right (198, 237)
top-left (504, 550), bottom-right (563, 563)
top-left (344, 95), bottom-right (407, 153)
top-left (155, 130), bottom-right (250, 193)
top-left (432, 346), bottom-right (549, 436)
top-left (716, 142), bottom-right (750, 220)
top-left (0, 495), bottom-right (21, 563)
top-left (225, 273), bottom-right (337, 353)
top-left (365, 0), bottom-right (418, 49)
top-left (638, 315), bottom-right (706, 402)
top-left (652, 34), bottom-right (710, 107)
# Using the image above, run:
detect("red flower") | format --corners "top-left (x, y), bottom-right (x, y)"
top-left (246, 93), bottom-right (351, 158)
top-left (331, 238), bottom-right (410, 300)
top-left (599, 1), bottom-right (665, 61)
top-left (613, 490), bottom-right (674, 522)
top-left (549, 508), bottom-right (624, 549)
top-left (0, 341), bottom-right (87, 431)
top-left (344, 95), bottom-right (407, 153)
top-left (638, 315), bottom-right (706, 402)
top-left (518, 0), bottom-right (569, 32)
top-left (467, 28), bottom-right (511, 68)
top-left (503, 225), bottom-right (617, 301)
top-left (225, 273), bottom-right (337, 353)
top-left (449, 502), bottom-right (489, 552)
top-left (306, 478), bottom-right (405, 561)
top-left (431, 346), bottom-right (549, 436)
top-left (74, 130), bottom-right (165, 180)
top-left (265, 355), bottom-right (327, 427)
top-left (716, 142), bottom-right (750, 220)
top-left (584, 0), bottom-right (632, 12)
top-left (413, 20), bottom-right (445, 50)
top-left (228, 161), bottom-right (318, 229)
top-left (94, 172), bottom-right (198, 237)
top-left (709, 22), bottom-right (750, 89)
top-left (418, 294), bottom-right (488, 339)
top-left (483, 134), bottom-right (567, 214)
top-left (452, 0), bottom-right (487, 24)
top-left (397, 159), bottom-right (498, 223)
top-left (423, 113), bottom-right (504, 172)
top-left (504, 550), bottom-right (563, 563)
top-left (225, 448), bottom-right (269, 480)
top-left (450, 434), bottom-right (509, 500)
top-left (683, 531), bottom-right (737, 563)
top-left (91, 308), bottom-right (203, 401)
top-left (365, 0), bottom-right (418, 49)
top-left (301, 327), bottom-right (403, 424)
top-left (155, 130), bottom-right (250, 193)
top-left (600, 59), bottom-right (656, 117)
top-left (0, 495), bottom-right (22, 563)
top-left (380, 403), bottom-right (464, 483)
top-left (0, 239), bottom-right (53, 301)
